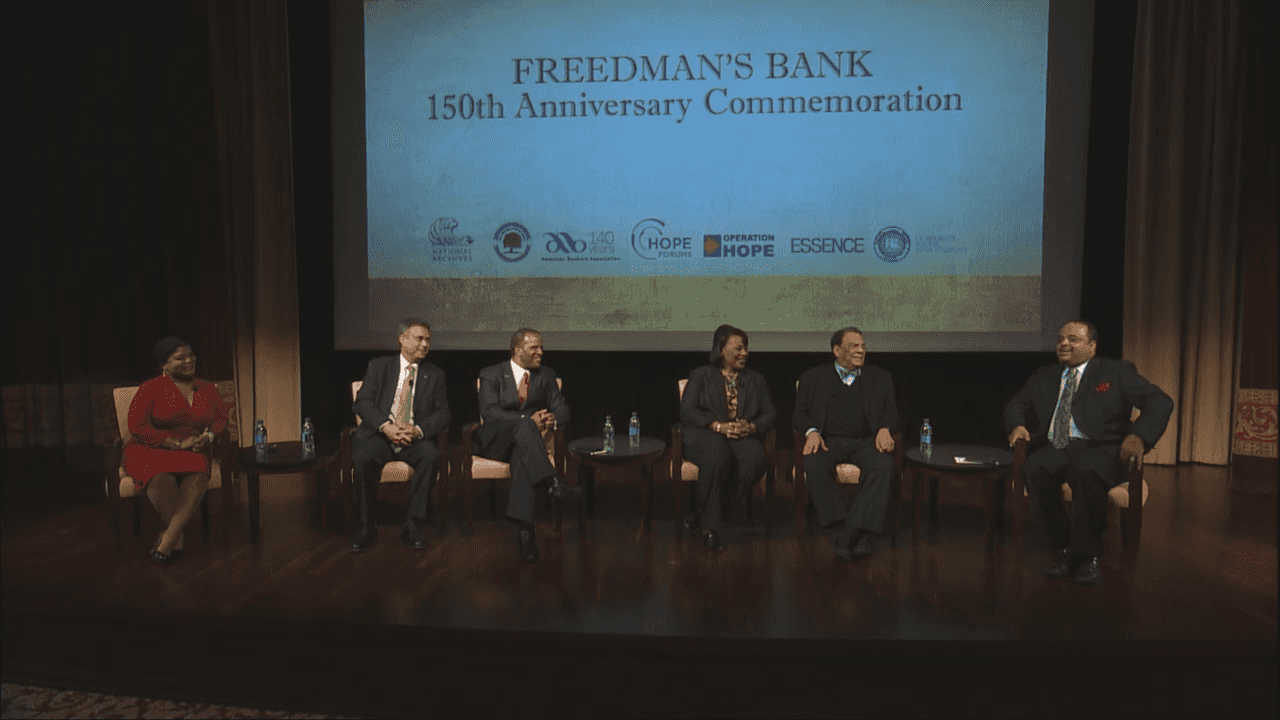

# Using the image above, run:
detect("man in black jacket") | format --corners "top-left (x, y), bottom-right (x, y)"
top-left (1005, 320), bottom-right (1173, 585)
top-left (794, 327), bottom-right (899, 561)
top-left (351, 318), bottom-right (451, 552)
top-left (475, 328), bottom-right (578, 562)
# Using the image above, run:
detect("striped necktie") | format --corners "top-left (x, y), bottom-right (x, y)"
top-left (1050, 366), bottom-right (1079, 449)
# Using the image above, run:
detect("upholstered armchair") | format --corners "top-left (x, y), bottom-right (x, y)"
top-left (455, 378), bottom-right (565, 530)
top-left (105, 382), bottom-right (240, 547)
top-left (1011, 438), bottom-right (1148, 553)
top-left (668, 378), bottom-right (782, 531)
top-left (333, 381), bottom-right (450, 535)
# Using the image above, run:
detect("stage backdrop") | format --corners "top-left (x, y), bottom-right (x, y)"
top-left (333, 0), bottom-right (1094, 352)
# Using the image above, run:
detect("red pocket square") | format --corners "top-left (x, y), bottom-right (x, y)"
top-left (1095, 382), bottom-right (1111, 392)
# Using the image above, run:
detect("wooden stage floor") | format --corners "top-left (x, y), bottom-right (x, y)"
top-left (3, 462), bottom-right (1276, 718)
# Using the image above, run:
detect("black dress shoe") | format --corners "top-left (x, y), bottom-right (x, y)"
top-left (149, 547), bottom-right (173, 565)
top-left (401, 523), bottom-right (428, 550)
top-left (702, 530), bottom-right (724, 551)
top-left (1074, 557), bottom-right (1102, 585)
top-left (349, 526), bottom-right (376, 553)
top-left (683, 512), bottom-right (700, 532)
top-left (1045, 548), bottom-right (1073, 578)
top-left (546, 477), bottom-right (582, 501)
top-left (516, 525), bottom-right (540, 563)
top-left (835, 532), bottom-right (874, 562)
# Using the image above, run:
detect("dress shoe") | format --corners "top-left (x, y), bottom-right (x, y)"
top-left (1045, 548), bottom-right (1073, 578)
top-left (401, 523), bottom-right (428, 550)
top-left (349, 526), bottom-right (376, 553)
top-left (516, 525), bottom-right (540, 563)
top-left (683, 512), bottom-right (700, 532)
top-left (149, 545), bottom-right (173, 565)
top-left (835, 532), bottom-right (874, 562)
top-left (702, 530), bottom-right (724, 551)
top-left (546, 477), bottom-right (582, 501)
top-left (1074, 557), bottom-right (1102, 586)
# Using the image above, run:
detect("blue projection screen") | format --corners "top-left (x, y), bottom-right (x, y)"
top-left (333, 0), bottom-right (1091, 351)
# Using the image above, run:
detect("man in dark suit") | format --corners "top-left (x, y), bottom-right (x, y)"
top-left (350, 318), bottom-right (451, 553)
top-left (794, 327), bottom-right (899, 562)
top-left (475, 328), bottom-right (578, 563)
top-left (1005, 320), bottom-right (1173, 585)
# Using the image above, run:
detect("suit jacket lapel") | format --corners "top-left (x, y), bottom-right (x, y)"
top-left (383, 357), bottom-right (400, 415)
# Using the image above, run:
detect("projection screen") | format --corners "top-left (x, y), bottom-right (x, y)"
top-left (333, 0), bottom-right (1092, 351)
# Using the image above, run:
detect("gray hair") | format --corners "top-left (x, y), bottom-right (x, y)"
top-left (398, 318), bottom-right (431, 335)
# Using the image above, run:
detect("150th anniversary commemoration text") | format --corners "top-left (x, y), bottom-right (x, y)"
top-left (425, 51), bottom-right (963, 124)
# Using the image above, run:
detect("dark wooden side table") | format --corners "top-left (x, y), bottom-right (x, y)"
top-left (568, 436), bottom-right (666, 532)
top-left (235, 441), bottom-right (332, 543)
top-left (905, 444), bottom-right (1014, 548)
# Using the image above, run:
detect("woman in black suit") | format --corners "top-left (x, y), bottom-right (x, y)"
top-left (680, 324), bottom-right (776, 550)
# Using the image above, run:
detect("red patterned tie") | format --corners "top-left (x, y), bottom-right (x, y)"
top-left (517, 371), bottom-right (529, 406)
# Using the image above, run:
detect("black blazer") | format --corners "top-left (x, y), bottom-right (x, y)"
top-left (1004, 356), bottom-right (1173, 449)
top-left (353, 355), bottom-right (450, 442)
top-left (680, 365), bottom-right (776, 434)
top-left (476, 361), bottom-right (570, 446)
top-left (792, 362), bottom-right (899, 436)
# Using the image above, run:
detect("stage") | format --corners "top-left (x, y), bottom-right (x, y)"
top-left (3, 461), bottom-right (1275, 718)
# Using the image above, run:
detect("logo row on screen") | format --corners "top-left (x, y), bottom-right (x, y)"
top-left (427, 216), bottom-right (916, 265)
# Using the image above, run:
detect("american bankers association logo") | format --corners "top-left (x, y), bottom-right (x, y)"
top-left (493, 222), bottom-right (532, 262)
top-left (873, 226), bottom-right (911, 263)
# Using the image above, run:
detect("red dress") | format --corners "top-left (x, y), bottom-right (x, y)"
top-left (122, 376), bottom-right (229, 490)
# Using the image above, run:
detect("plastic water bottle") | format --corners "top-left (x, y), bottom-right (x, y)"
top-left (920, 418), bottom-right (933, 458)
top-left (301, 417), bottom-right (315, 459)
top-left (629, 412), bottom-right (640, 450)
top-left (602, 415), bottom-right (615, 454)
top-left (254, 419), bottom-right (268, 462)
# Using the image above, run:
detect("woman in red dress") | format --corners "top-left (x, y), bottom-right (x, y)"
top-left (122, 337), bottom-right (228, 564)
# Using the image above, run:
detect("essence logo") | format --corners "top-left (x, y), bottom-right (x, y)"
top-left (493, 222), bottom-right (532, 262)
top-left (873, 226), bottom-right (911, 263)
top-left (631, 219), bottom-right (693, 260)
top-left (544, 232), bottom-right (587, 253)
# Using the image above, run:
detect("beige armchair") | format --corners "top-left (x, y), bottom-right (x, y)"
top-left (104, 382), bottom-right (239, 547)
top-left (456, 378), bottom-right (564, 530)
top-left (668, 378), bottom-right (781, 531)
top-left (333, 381), bottom-right (450, 535)
top-left (1011, 438), bottom-right (1148, 553)
top-left (790, 383), bottom-right (904, 540)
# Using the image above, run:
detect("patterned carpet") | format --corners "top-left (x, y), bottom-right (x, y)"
top-left (0, 683), bottom-right (346, 719)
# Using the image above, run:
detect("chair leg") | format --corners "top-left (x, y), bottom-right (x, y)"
top-left (200, 495), bottom-right (211, 545)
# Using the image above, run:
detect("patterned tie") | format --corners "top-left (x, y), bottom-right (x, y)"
top-left (517, 371), bottom-right (529, 406)
top-left (1050, 366), bottom-right (1079, 449)
top-left (395, 365), bottom-right (416, 426)
top-left (837, 365), bottom-right (861, 386)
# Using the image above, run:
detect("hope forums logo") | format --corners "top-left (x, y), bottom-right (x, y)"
top-left (631, 219), bottom-right (693, 260)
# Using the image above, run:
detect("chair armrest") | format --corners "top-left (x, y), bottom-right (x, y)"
top-left (792, 430), bottom-right (807, 487)
top-left (1011, 438), bottom-right (1028, 497)
top-left (670, 422), bottom-right (685, 480)
top-left (891, 431), bottom-right (905, 473)
top-left (458, 422), bottom-right (480, 483)
top-left (105, 437), bottom-right (123, 501)
top-left (213, 428), bottom-right (239, 479)
top-left (551, 426), bottom-right (567, 476)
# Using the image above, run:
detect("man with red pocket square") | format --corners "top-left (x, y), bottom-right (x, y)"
top-left (1005, 320), bottom-right (1173, 585)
